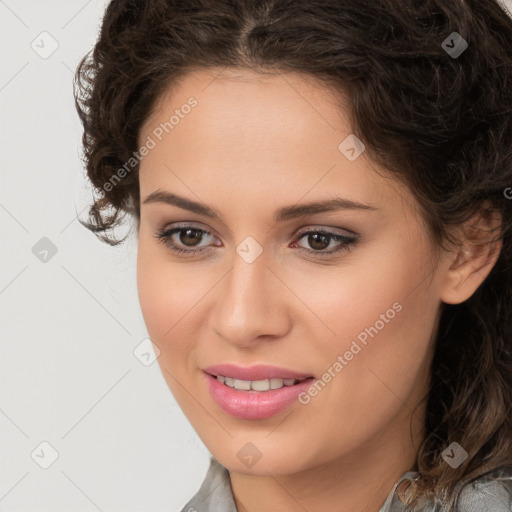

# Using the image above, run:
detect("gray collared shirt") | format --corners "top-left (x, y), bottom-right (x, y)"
top-left (180, 457), bottom-right (512, 512)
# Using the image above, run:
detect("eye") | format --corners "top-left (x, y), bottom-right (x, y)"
top-left (154, 224), bottom-right (218, 256)
top-left (291, 228), bottom-right (359, 257)
top-left (154, 224), bottom-right (359, 258)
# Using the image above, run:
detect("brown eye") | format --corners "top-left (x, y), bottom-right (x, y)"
top-left (179, 228), bottom-right (205, 247)
top-left (293, 229), bottom-right (359, 257)
top-left (306, 232), bottom-right (331, 251)
top-left (154, 225), bottom-right (217, 255)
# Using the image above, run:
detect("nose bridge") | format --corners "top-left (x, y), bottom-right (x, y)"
top-left (212, 246), bottom-right (289, 343)
top-left (224, 250), bottom-right (270, 321)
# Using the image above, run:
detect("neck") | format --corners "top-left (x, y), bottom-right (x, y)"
top-left (229, 406), bottom-right (424, 512)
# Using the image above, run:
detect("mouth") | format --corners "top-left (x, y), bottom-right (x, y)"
top-left (207, 373), bottom-right (313, 392)
top-left (203, 366), bottom-right (316, 420)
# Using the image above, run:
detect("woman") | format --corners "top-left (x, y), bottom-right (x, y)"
top-left (73, 0), bottom-right (512, 510)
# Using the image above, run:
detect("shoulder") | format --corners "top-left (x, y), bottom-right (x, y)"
top-left (454, 466), bottom-right (512, 512)
top-left (387, 467), bottom-right (512, 512)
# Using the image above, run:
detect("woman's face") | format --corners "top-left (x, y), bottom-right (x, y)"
top-left (136, 67), bottom-right (451, 476)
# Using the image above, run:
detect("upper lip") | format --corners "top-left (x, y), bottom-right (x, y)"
top-left (203, 363), bottom-right (313, 381)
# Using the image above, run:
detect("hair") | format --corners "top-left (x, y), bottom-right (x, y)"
top-left (73, 0), bottom-right (512, 509)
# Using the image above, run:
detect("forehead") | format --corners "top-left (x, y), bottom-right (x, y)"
top-left (143, 66), bottom-right (348, 153)
top-left (138, 67), bottom-right (415, 222)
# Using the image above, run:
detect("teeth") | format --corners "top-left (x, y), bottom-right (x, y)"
top-left (233, 379), bottom-right (252, 391)
top-left (270, 378), bottom-right (283, 389)
top-left (216, 375), bottom-right (306, 391)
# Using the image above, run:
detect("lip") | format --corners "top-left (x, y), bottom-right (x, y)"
top-left (203, 363), bottom-right (313, 381)
top-left (203, 368), bottom-right (315, 420)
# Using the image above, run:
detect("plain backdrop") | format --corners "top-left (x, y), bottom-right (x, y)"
top-left (2, 1), bottom-right (512, 511)
top-left (0, 2), bottom-right (209, 511)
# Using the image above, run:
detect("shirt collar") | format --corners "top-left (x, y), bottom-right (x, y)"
top-left (180, 457), bottom-right (512, 512)
top-left (180, 457), bottom-right (420, 512)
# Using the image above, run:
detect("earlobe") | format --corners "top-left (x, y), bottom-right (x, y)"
top-left (440, 209), bottom-right (503, 305)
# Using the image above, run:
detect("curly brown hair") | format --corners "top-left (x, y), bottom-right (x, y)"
top-left (73, 0), bottom-right (512, 509)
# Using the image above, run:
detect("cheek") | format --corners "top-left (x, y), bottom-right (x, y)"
top-left (298, 242), bottom-right (437, 394)
top-left (136, 237), bottom-right (193, 349)
top-left (136, 233), bottom-right (220, 374)
top-left (295, 244), bottom-right (426, 345)
top-left (136, 237), bottom-right (217, 422)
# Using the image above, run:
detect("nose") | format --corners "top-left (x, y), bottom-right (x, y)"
top-left (209, 249), bottom-right (292, 347)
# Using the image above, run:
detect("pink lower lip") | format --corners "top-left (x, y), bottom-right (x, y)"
top-left (204, 372), bottom-right (315, 420)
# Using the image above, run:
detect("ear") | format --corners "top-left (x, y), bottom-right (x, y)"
top-left (440, 203), bottom-right (503, 305)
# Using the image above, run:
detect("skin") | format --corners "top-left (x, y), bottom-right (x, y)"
top-left (135, 67), bottom-right (501, 512)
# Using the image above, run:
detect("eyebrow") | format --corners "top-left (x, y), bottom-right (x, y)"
top-left (142, 190), bottom-right (378, 222)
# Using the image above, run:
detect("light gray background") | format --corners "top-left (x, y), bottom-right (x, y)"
top-left (0, 2), bottom-right (209, 511)
top-left (2, 1), bottom-right (512, 511)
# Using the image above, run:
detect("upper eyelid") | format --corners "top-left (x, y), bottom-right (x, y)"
top-left (161, 222), bottom-right (354, 238)
top-left (295, 225), bottom-right (358, 237)
top-left (160, 221), bottom-right (215, 234)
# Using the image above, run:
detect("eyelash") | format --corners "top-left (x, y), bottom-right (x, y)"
top-left (154, 224), bottom-right (359, 258)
